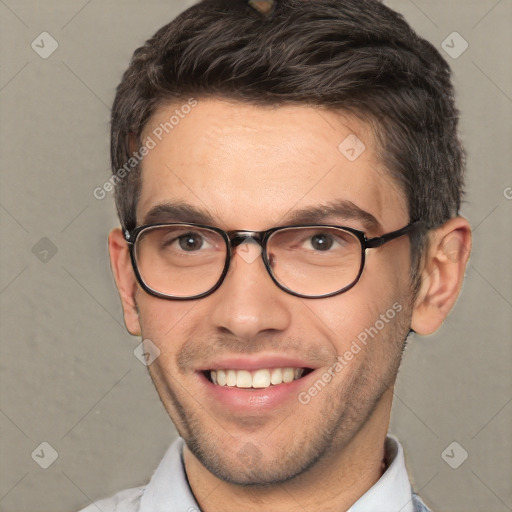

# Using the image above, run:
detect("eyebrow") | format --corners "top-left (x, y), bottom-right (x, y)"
top-left (141, 199), bottom-right (382, 233)
top-left (142, 202), bottom-right (216, 225)
top-left (280, 200), bottom-right (382, 232)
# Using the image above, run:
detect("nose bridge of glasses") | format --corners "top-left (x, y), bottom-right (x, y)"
top-left (228, 230), bottom-right (265, 249)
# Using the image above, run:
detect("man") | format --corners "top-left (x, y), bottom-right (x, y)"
top-left (82, 0), bottom-right (471, 510)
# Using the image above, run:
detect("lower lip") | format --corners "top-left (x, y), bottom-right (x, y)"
top-left (198, 371), bottom-right (316, 412)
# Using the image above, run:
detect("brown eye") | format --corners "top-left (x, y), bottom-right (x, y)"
top-left (309, 234), bottom-right (334, 251)
top-left (178, 233), bottom-right (204, 251)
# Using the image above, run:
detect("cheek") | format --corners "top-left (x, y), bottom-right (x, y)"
top-left (135, 294), bottom-right (198, 357)
top-left (306, 252), bottom-right (411, 352)
top-left (312, 297), bottom-right (386, 354)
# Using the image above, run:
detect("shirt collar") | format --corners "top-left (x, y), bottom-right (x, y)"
top-left (140, 434), bottom-right (414, 512)
top-left (139, 437), bottom-right (199, 512)
top-left (348, 434), bottom-right (414, 512)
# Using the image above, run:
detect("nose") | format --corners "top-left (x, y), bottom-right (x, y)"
top-left (208, 240), bottom-right (292, 339)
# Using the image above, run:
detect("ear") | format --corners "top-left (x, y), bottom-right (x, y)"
top-left (108, 228), bottom-right (142, 336)
top-left (411, 216), bottom-right (472, 335)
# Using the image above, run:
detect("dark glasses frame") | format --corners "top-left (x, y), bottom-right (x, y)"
top-left (124, 220), bottom-right (422, 300)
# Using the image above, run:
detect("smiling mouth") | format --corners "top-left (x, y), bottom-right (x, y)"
top-left (204, 367), bottom-right (314, 389)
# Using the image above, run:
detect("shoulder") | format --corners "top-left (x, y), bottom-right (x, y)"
top-left (76, 437), bottom-right (189, 512)
top-left (77, 486), bottom-right (144, 512)
top-left (412, 492), bottom-right (433, 512)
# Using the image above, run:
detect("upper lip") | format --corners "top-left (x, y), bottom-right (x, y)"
top-left (197, 354), bottom-right (320, 372)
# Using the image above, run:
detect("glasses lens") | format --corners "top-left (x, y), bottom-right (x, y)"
top-left (267, 226), bottom-right (362, 296)
top-left (134, 225), bottom-right (227, 298)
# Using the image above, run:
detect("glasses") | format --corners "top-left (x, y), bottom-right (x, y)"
top-left (125, 221), bottom-right (420, 300)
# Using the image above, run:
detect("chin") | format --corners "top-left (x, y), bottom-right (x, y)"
top-left (185, 432), bottom-right (328, 487)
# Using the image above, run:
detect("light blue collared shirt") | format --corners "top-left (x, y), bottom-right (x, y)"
top-left (79, 435), bottom-right (431, 512)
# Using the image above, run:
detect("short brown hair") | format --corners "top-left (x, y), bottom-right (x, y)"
top-left (110, 0), bottom-right (465, 291)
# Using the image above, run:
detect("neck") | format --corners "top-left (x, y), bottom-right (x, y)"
top-left (183, 389), bottom-right (393, 512)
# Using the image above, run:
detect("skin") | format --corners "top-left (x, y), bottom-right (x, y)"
top-left (109, 99), bottom-right (471, 512)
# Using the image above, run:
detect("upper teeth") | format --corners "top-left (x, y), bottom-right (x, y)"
top-left (210, 368), bottom-right (304, 388)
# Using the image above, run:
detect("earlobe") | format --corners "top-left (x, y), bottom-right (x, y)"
top-left (108, 228), bottom-right (142, 336)
top-left (411, 216), bottom-right (472, 335)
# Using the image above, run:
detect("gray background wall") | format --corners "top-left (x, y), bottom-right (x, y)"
top-left (0, 1), bottom-right (510, 511)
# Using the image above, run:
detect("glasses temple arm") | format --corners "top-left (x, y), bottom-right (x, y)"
top-left (365, 221), bottom-right (423, 249)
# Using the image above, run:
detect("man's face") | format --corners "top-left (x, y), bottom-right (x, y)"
top-left (122, 99), bottom-right (415, 485)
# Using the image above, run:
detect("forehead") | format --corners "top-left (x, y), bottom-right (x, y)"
top-left (137, 99), bottom-right (407, 231)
